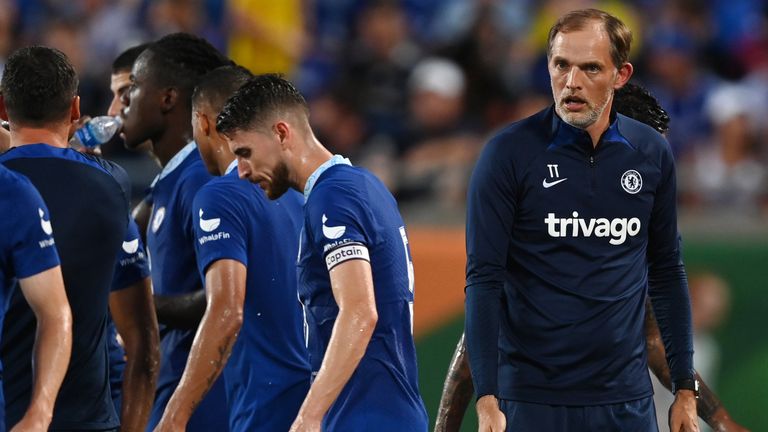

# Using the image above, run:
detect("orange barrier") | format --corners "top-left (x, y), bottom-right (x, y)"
top-left (409, 226), bottom-right (467, 338)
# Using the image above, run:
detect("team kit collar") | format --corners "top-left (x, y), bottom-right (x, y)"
top-left (150, 141), bottom-right (198, 187)
top-left (549, 105), bottom-right (632, 151)
top-left (225, 159), bottom-right (238, 175)
top-left (303, 154), bottom-right (352, 201)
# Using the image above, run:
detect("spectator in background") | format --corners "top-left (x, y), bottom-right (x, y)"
top-left (680, 82), bottom-right (767, 211)
top-left (653, 272), bottom-right (734, 432)
top-left (227, 0), bottom-right (306, 75)
top-left (398, 57), bottom-right (482, 209)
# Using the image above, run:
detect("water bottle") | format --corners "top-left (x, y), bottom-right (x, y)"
top-left (70, 116), bottom-right (123, 148)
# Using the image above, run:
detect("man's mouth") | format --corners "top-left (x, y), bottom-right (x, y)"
top-left (563, 95), bottom-right (587, 111)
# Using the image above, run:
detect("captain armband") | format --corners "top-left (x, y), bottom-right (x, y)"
top-left (325, 242), bottom-right (370, 271)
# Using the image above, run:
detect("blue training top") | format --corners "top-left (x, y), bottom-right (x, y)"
top-left (465, 106), bottom-right (694, 405)
top-left (299, 159), bottom-right (428, 431)
top-left (0, 165), bottom-right (61, 432)
top-left (192, 165), bottom-right (310, 431)
top-left (1, 144), bottom-right (129, 429)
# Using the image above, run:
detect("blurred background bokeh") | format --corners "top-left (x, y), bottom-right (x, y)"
top-left (1, 0), bottom-right (766, 430)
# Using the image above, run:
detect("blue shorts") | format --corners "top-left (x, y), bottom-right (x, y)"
top-left (499, 397), bottom-right (658, 432)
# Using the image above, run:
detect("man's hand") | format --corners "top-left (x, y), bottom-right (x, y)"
top-left (476, 395), bottom-right (506, 432)
top-left (669, 390), bottom-right (699, 432)
top-left (10, 411), bottom-right (50, 432)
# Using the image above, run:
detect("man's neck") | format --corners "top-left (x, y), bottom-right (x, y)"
top-left (294, 138), bottom-right (334, 193)
top-left (152, 131), bottom-right (193, 167)
top-left (10, 126), bottom-right (70, 149)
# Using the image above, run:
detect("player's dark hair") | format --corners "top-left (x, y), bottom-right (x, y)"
top-left (614, 82), bottom-right (670, 134)
top-left (217, 74), bottom-right (308, 137)
top-left (111, 43), bottom-right (150, 74)
top-left (143, 33), bottom-right (232, 97)
top-left (0, 46), bottom-right (78, 126)
top-left (192, 65), bottom-right (253, 115)
top-left (547, 8), bottom-right (632, 68)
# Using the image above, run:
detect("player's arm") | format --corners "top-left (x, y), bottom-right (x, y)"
top-left (645, 298), bottom-right (749, 432)
top-left (290, 259), bottom-right (378, 431)
top-left (11, 266), bottom-right (72, 432)
top-left (153, 289), bottom-right (206, 330)
top-left (131, 198), bottom-right (151, 244)
top-left (435, 332), bottom-right (474, 432)
top-left (109, 277), bottom-right (160, 432)
top-left (155, 259), bottom-right (245, 431)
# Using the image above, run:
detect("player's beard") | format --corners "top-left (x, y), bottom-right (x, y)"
top-left (556, 85), bottom-right (614, 130)
top-left (265, 161), bottom-right (291, 200)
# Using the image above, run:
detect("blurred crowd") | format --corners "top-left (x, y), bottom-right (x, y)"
top-left (2, 0), bottom-right (768, 219)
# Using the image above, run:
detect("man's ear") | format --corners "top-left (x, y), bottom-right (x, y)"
top-left (274, 121), bottom-right (291, 148)
top-left (161, 87), bottom-right (179, 113)
top-left (70, 96), bottom-right (81, 122)
top-left (0, 95), bottom-right (8, 121)
top-left (194, 110), bottom-right (211, 137)
top-left (614, 62), bottom-right (634, 90)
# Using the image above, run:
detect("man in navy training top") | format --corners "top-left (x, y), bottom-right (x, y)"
top-left (435, 82), bottom-right (748, 432)
top-left (0, 46), bottom-right (135, 431)
top-left (119, 33), bottom-right (231, 431)
top-left (217, 74), bottom-right (428, 432)
top-left (465, 9), bottom-right (699, 432)
top-left (155, 65), bottom-right (311, 432)
top-left (0, 165), bottom-right (72, 432)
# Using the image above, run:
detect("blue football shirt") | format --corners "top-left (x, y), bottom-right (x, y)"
top-left (107, 218), bottom-right (151, 414)
top-left (0, 166), bottom-right (60, 431)
top-left (145, 143), bottom-right (228, 431)
top-left (298, 158), bottom-right (428, 431)
top-left (1, 144), bottom-right (129, 430)
top-left (192, 165), bottom-right (310, 431)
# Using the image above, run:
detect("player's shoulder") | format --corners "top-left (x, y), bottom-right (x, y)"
top-left (309, 165), bottom-right (374, 206)
top-left (0, 165), bottom-right (42, 206)
top-left (194, 171), bottom-right (252, 209)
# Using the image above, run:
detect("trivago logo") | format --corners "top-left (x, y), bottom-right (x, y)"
top-left (544, 212), bottom-right (641, 245)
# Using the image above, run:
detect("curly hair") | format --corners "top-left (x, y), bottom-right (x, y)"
top-left (614, 82), bottom-right (671, 134)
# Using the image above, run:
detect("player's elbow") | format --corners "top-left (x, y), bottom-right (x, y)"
top-left (355, 305), bottom-right (378, 335)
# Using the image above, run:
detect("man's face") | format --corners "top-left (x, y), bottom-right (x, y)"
top-left (120, 54), bottom-right (165, 150)
top-left (226, 127), bottom-right (291, 200)
top-left (108, 71), bottom-right (131, 117)
top-left (549, 21), bottom-right (621, 130)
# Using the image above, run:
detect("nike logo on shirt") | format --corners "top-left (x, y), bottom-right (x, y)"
top-left (542, 178), bottom-right (568, 188)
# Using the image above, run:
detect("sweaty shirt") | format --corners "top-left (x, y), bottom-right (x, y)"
top-left (299, 157), bottom-right (428, 431)
top-left (193, 163), bottom-right (310, 431)
top-left (1, 144), bottom-right (129, 429)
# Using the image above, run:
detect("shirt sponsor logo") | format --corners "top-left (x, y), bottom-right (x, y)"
top-left (199, 209), bottom-right (221, 233)
top-left (38, 238), bottom-right (55, 248)
top-left (621, 170), bottom-right (642, 194)
top-left (544, 211), bottom-right (641, 245)
top-left (198, 231), bottom-right (231, 245)
top-left (120, 251), bottom-right (146, 267)
top-left (39, 208), bottom-right (53, 235)
top-left (152, 206), bottom-right (166, 233)
top-left (122, 238), bottom-right (139, 254)
top-left (322, 214), bottom-right (346, 239)
top-left (325, 243), bottom-right (370, 270)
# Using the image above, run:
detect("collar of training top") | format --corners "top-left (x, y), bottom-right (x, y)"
top-left (303, 154), bottom-right (352, 201)
top-left (548, 105), bottom-right (632, 152)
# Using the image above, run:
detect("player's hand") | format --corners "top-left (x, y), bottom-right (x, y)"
top-left (289, 412), bottom-right (322, 432)
top-left (69, 115), bottom-right (103, 156)
top-left (476, 395), bottom-right (506, 432)
top-left (669, 390), bottom-right (699, 432)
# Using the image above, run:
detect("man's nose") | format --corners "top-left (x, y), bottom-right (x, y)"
top-left (237, 158), bottom-right (251, 179)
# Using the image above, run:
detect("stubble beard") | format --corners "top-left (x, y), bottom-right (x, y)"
top-left (556, 85), bottom-right (614, 130)
top-left (265, 161), bottom-right (291, 200)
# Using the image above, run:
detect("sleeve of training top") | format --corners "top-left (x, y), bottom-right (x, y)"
top-left (111, 218), bottom-right (150, 291)
top-left (646, 141), bottom-right (694, 383)
top-left (305, 184), bottom-right (371, 272)
top-left (464, 135), bottom-right (517, 399)
top-left (4, 175), bottom-right (60, 278)
top-left (192, 183), bottom-right (249, 276)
